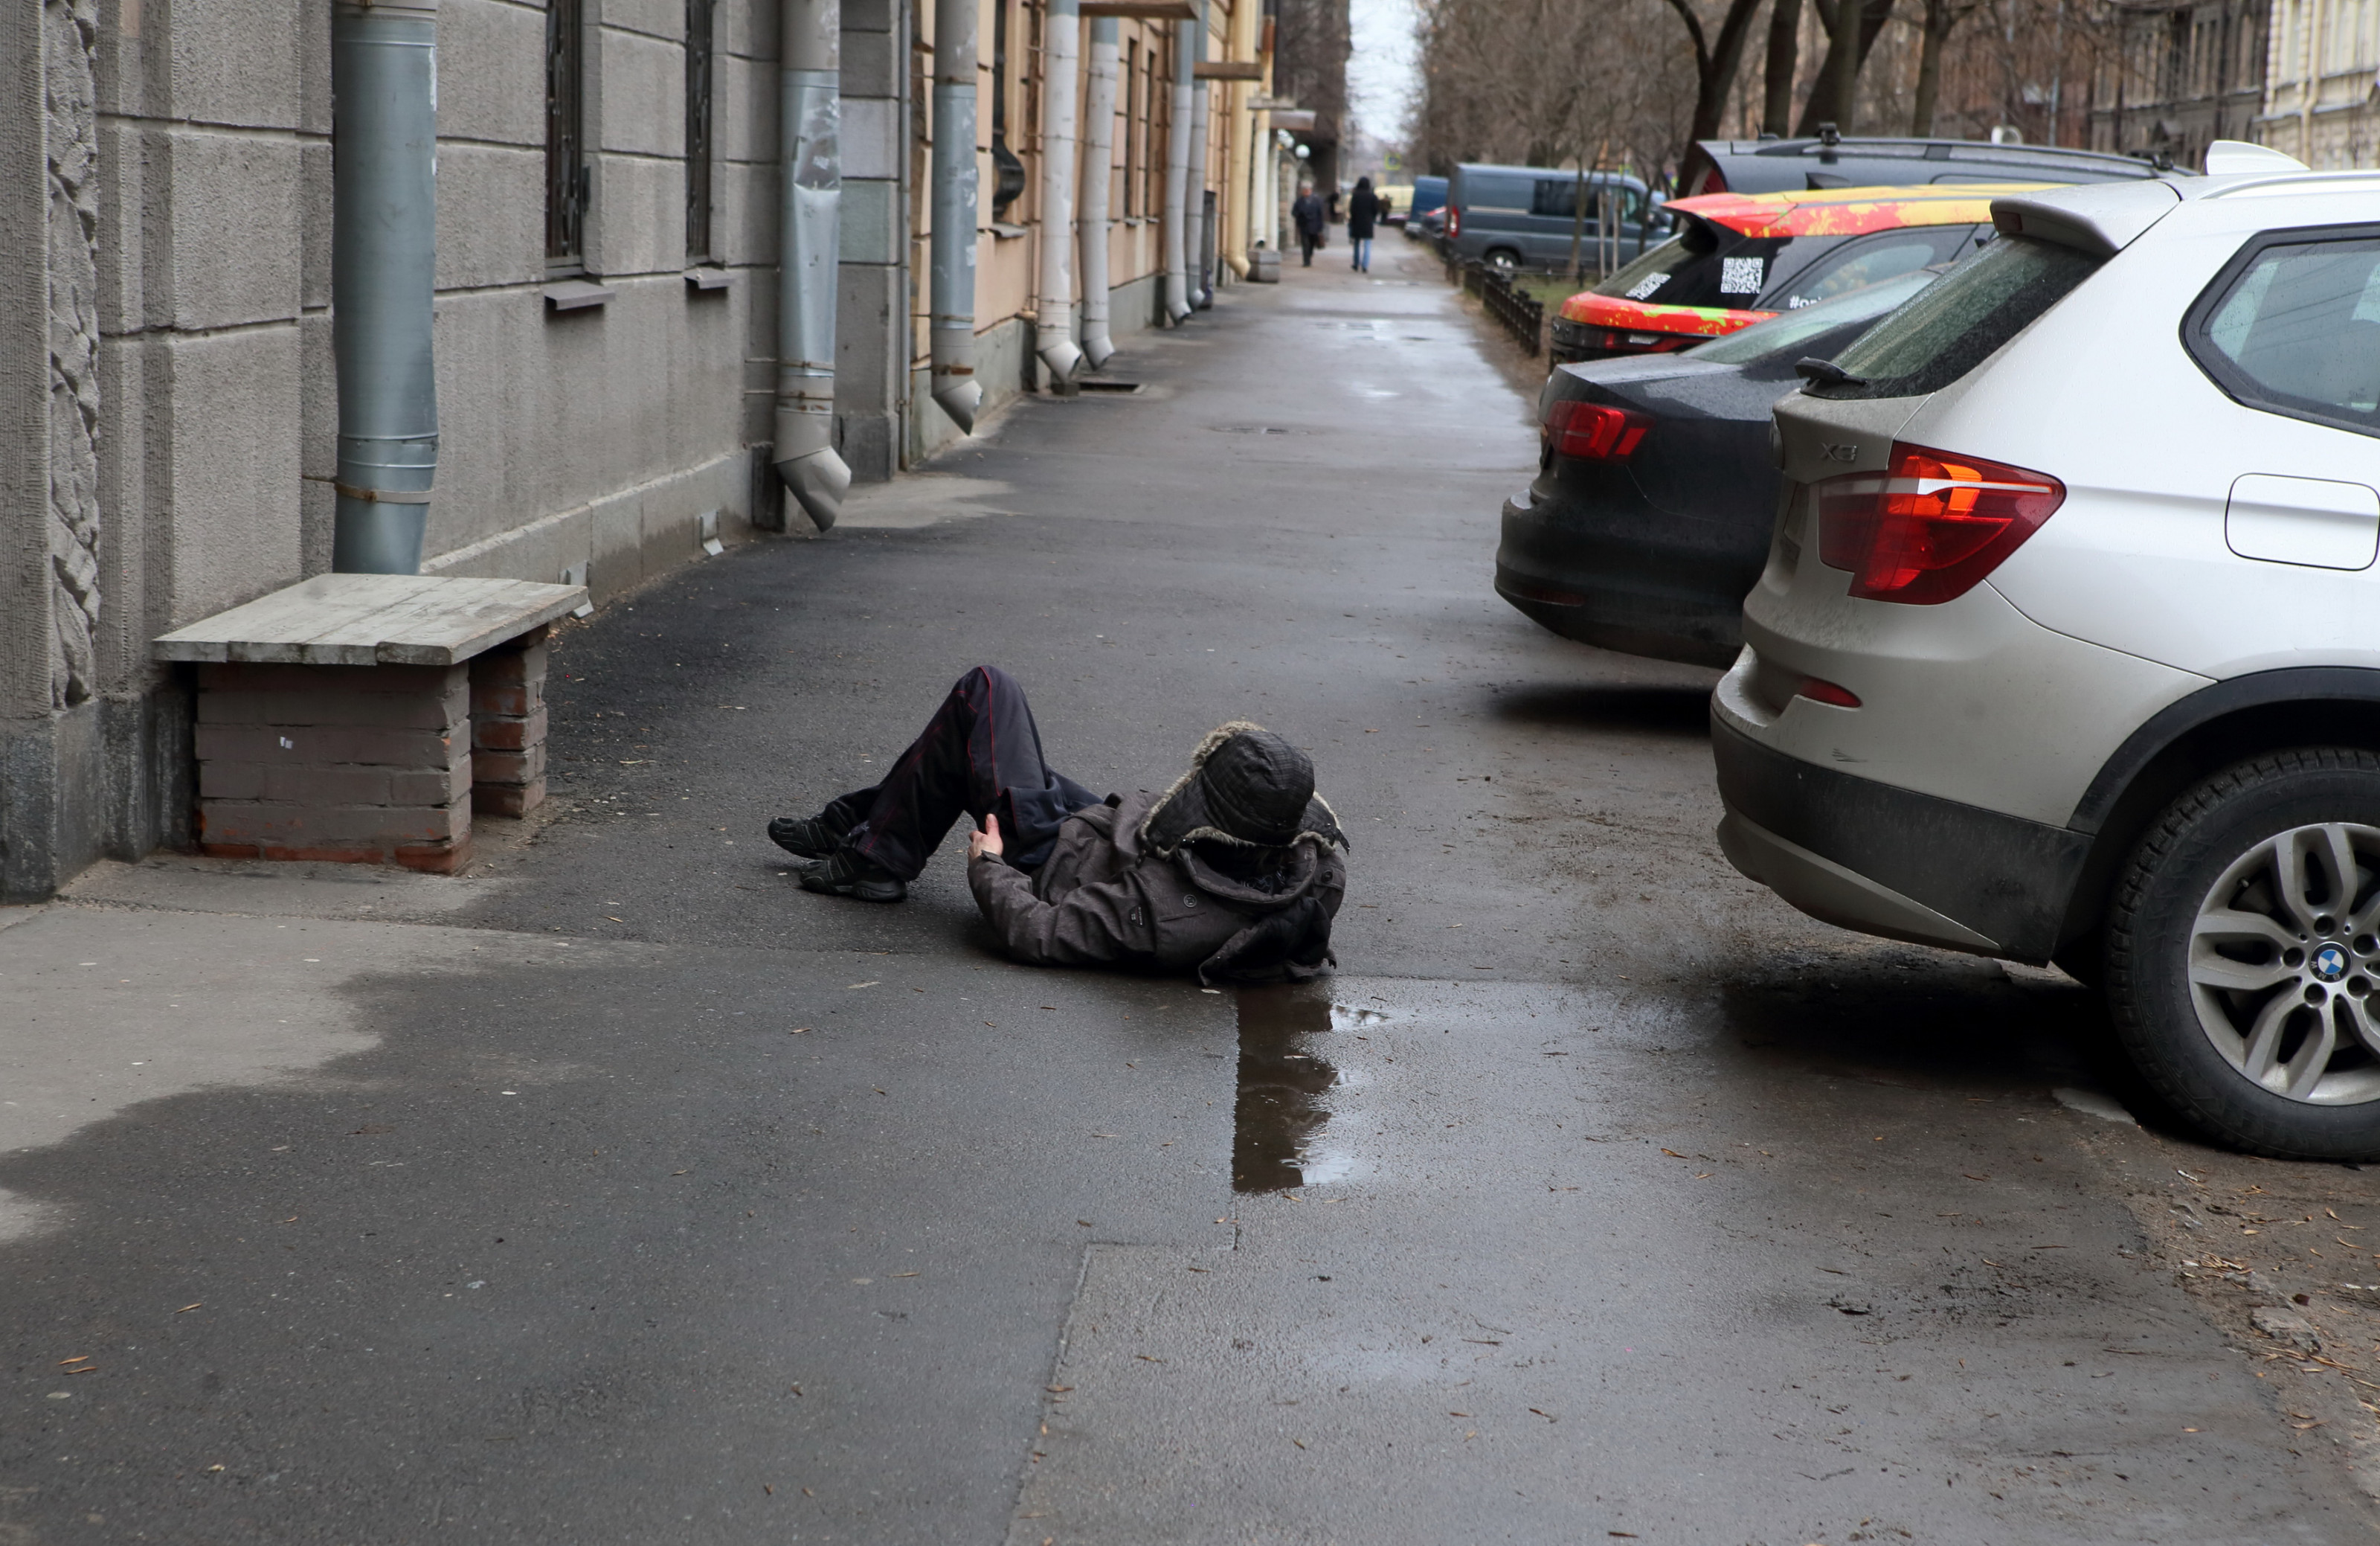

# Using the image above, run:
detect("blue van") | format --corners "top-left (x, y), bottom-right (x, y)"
top-left (1446, 163), bottom-right (1659, 275)
top-left (1409, 174), bottom-right (1450, 236)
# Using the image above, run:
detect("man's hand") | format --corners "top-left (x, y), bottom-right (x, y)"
top-left (968, 813), bottom-right (1005, 862)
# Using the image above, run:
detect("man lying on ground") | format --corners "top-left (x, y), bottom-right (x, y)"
top-left (766, 666), bottom-right (1348, 985)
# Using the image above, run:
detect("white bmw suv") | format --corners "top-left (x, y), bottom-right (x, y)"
top-left (1713, 150), bottom-right (2380, 1159)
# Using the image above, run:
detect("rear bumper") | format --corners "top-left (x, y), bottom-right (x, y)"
top-left (1496, 493), bottom-right (1747, 668)
top-left (1709, 708), bottom-right (2090, 960)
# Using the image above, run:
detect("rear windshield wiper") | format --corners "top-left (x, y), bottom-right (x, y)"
top-left (1794, 357), bottom-right (1868, 388)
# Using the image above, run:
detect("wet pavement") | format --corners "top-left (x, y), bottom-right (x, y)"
top-left (8, 242), bottom-right (2380, 1543)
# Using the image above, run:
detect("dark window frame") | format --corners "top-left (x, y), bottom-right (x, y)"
top-left (685, 0), bottom-right (716, 266)
top-left (1124, 36), bottom-right (1142, 216)
top-left (546, 0), bottom-right (589, 274)
top-left (2182, 221), bottom-right (2380, 442)
top-left (988, 0), bottom-right (1026, 218)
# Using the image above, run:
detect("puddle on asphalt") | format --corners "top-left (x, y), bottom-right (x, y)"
top-left (1232, 987), bottom-right (1386, 1192)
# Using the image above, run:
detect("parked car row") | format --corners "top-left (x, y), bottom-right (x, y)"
top-left (1547, 182), bottom-right (2019, 366)
top-left (1496, 138), bottom-right (2380, 1161)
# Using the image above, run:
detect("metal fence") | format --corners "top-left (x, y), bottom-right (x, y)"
top-left (1450, 258), bottom-right (1543, 357)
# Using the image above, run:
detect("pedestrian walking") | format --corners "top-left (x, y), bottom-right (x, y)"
top-left (768, 667), bottom-right (1348, 984)
top-left (1347, 176), bottom-right (1380, 272)
top-left (1291, 184), bottom-right (1325, 268)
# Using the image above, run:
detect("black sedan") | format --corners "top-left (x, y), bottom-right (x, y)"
top-left (1494, 266), bottom-right (1940, 667)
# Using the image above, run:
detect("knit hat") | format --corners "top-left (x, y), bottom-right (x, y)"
top-left (1140, 721), bottom-right (1345, 856)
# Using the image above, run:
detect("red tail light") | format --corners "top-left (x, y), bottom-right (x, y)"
top-left (1813, 443), bottom-right (2064, 604)
top-left (1545, 400), bottom-right (1649, 461)
top-left (1795, 676), bottom-right (1861, 708)
top-left (1447, 205), bottom-right (1461, 237)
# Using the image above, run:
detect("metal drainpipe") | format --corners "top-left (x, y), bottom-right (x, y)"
top-left (330, 0), bottom-right (440, 574)
top-left (1184, 2), bottom-right (1210, 309)
top-left (1078, 16), bottom-right (1118, 370)
top-left (1162, 14), bottom-right (1192, 322)
top-left (1035, 0), bottom-right (1083, 389)
top-left (929, 0), bottom-right (981, 431)
top-left (774, 0), bottom-right (848, 531)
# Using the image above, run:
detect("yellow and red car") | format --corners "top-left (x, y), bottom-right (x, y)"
top-left (1548, 183), bottom-right (2053, 366)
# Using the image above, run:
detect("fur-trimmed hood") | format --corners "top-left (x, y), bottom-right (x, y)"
top-left (1137, 720), bottom-right (1346, 858)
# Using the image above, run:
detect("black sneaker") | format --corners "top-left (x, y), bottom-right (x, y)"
top-left (795, 848), bottom-right (907, 903)
top-left (768, 809), bottom-right (852, 858)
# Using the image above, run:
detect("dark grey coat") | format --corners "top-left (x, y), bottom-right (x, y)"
top-left (968, 789), bottom-right (1345, 983)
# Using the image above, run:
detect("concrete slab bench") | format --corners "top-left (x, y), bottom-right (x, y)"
top-left (153, 574), bottom-right (587, 872)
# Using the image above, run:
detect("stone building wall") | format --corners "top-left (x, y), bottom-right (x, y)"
top-left (0, 0), bottom-right (1256, 900)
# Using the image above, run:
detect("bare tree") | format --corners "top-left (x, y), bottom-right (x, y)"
top-left (1908, 0), bottom-right (1987, 133)
top-left (1794, 0), bottom-right (1903, 132)
top-left (1763, 0), bottom-right (1805, 135)
top-left (1659, 0), bottom-right (1771, 143)
top-left (1410, 0), bottom-right (1708, 182)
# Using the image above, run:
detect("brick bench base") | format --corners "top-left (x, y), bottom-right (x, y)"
top-left (196, 661), bottom-right (475, 872)
top-left (470, 626), bottom-right (550, 818)
top-left (159, 575), bottom-right (579, 874)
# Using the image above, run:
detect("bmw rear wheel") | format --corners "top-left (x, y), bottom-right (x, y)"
top-left (2107, 749), bottom-right (2380, 1159)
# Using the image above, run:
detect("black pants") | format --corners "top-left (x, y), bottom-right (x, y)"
top-left (1299, 231), bottom-right (1319, 266)
top-left (826, 667), bottom-right (1099, 880)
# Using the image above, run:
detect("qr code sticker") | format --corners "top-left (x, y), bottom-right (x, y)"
top-left (1624, 272), bottom-right (1671, 301)
top-left (1719, 256), bottom-right (1766, 295)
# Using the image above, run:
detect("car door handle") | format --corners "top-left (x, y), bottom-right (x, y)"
top-left (2225, 473), bottom-right (2380, 571)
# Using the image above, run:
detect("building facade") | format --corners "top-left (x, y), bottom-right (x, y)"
top-left (1, 0), bottom-right (1273, 900)
top-left (2088, 0), bottom-right (2380, 171)
top-left (2088, 0), bottom-right (2274, 167)
top-left (2256, 0), bottom-right (2380, 167)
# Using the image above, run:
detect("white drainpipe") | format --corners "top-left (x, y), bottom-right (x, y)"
top-left (1186, 0), bottom-right (1211, 308)
top-left (1035, 0), bottom-right (1083, 388)
top-left (329, 0), bottom-right (440, 574)
top-left (774, 0), bottom-right (848, 530)
top-left (1078, 16), bottom-right (1119, 370)
top-left (928, 0), bottom-right (980, 430)
top-left (1162, 16), bottom-right (1192, 322)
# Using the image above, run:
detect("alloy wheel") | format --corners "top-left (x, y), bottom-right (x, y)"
top-left (2188, 821), bottom-right (2380, 1106)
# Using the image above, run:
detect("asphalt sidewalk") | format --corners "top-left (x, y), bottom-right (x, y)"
top-left (6, 241), bottom-right (2379, 1545)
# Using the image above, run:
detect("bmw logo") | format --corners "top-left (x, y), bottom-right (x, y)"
top-left (2313, 944), bottom-right (2350, 983)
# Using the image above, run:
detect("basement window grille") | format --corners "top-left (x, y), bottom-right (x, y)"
top-left (546, 0), bottom-right (589, 274)
top-left (685, 0), bottom-right (716, 264)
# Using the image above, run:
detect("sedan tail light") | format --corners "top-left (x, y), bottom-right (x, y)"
top-left (1544, 400), bottom-right (1650, 461)
top-left (1814, 443), bottom-right (2064, 604)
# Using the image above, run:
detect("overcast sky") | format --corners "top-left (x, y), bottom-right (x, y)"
top-left (1345, 0), bottom-right (1419, 148)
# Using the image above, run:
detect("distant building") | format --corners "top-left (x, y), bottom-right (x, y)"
top-left (2088, 0), bottom-right (2273, 168)
top-left (1, 0), bottom-right (1278, 900)
top-left (2256, 0), bottom-right (2380, 167)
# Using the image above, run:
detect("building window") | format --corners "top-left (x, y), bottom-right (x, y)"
top-left (546, 0), bottom-right (588, 272)
top-left (989, 0), bottom-right (1026, 217)
top-left (1124, 37), bottom-right (1142, 216)
top-left (686, 0), bottom-right (715, 263)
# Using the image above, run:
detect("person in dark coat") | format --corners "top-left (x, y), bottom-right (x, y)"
top-left (768, 667), bottom-right (1348, 985)
top-left (1290, 184), bottom-right (1326, 268)
top-left (1347, 176), bottom-right (1380, 272)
